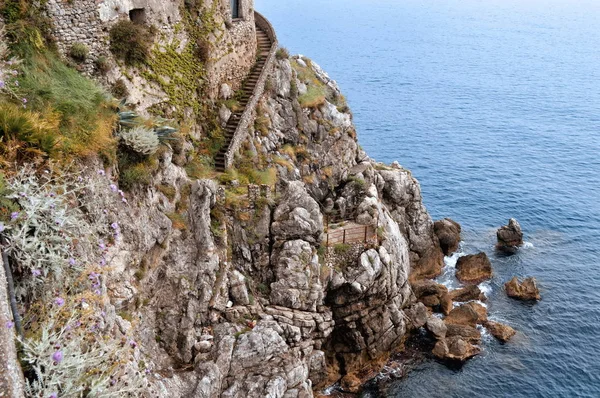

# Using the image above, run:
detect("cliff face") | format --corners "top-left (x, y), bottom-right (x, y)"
top-left (53, 56), bottom-right (442, 396)
top-left (0, 26), bottom-right (443, 393)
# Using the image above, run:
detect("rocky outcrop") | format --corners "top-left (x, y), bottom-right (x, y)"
top-left (434, 218), bottom-right (461, 255)
top-left (455, 252), bottom-right (493, 284)
top-left (432, 336), bottom-right (480, 362)
top-left (449, 285), bottom-right (486, 302)
top-left (485, 321), bottom-right (516, 342)
top-left (505, 277), bottom-right (541, 301)
top-left (496, 218), bottom-right (523, 252)
top-left (412, 280), bottom-right (452, 315)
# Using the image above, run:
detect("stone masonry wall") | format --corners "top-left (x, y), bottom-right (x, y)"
top-left (45, 0), bottom-right (257, 99)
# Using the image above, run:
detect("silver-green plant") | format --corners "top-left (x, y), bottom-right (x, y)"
top-left (119, 125), bottom-right (160, 155)
top-left (20, 309), bottom-right (147, 397)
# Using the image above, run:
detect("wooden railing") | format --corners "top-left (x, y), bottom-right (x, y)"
top-left (325, 224), bottom-right (376, 246)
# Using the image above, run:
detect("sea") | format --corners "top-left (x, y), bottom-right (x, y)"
top-left (257, 0), bottom-right (600, 396)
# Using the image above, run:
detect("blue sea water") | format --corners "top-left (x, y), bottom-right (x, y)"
top-left (257, 0), bottom-right (600, 396)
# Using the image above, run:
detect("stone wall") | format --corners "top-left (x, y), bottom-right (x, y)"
top-left (44, 0), bottom-right (257, 100)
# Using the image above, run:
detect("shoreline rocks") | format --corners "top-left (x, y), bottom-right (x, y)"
top-left (434, 218), bottom-right (462, 256)
top-left (485, 321), bottom-right (516, 342)
top-left (505, 276), bottom-right (541, 301)
top-left (455, 252), bottom-right (493, 284)
top-left (496, 218), bottom-right (524, 252)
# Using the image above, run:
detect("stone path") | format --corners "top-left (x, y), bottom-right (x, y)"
top-left (215, 23), bottom-right (273, 171)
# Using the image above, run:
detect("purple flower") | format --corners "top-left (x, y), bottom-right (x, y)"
top-left (111, 222), bottom-right (119, 230)
top-left (5, 321), bottom-right (14, 329)
top-left (10, 212), bottom-right (19, 221)
top-left (49, 192), bottom-right (56, 197)
top-left (121, 198), bottom-right (128, 204)
top-left (0, 223), bottom-right (4, 232)
top-left (32, 269), bottom-right (42, 277)
top-left (69, 258), bottom-right (76, 266)
top-left (22, 98), bottom-right (27, 104)
top-left (129, 339), bottom-right (137, 348)
top-left (0, 81), bottom-right (4, 89)
top-left (49, 392), bottom-right (58, 398)
top-left (54, 297), bottom-right (65, 306)
top-left (110, 184), bottom-right (118, 192)
top-left (98, 240), bottom-right (106, 250)
top-left (14, 80), bottom-right (18, 87)
top-left (18, 192), bottom-right (26, 197)
top-left (99, 257), bottom-right (106, 266)
top-left (52, 350), bottom-right (63, 363)
top-left (89, 272), bottom-right (99, 280)
top-left (98, 169), bottom-right (106, 176)
top-left (94, 289), bottom-right (101, 295)
top-left (118, 190), bottom-right (124, 197)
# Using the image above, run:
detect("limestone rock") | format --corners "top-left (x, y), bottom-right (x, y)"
top-left (485, 321), bottom-right (516, 342)
top-left (444, 304), bottom-right (479, 328)
top-left (449, 285), bottom-right (486, 302)
top-left (271, 181), bottom-right (323, 244)
top-left (455, 252), bottom-right (492, 284)
top-left (405, 302), bottom-right (428, 329)
top-left (220, 83), bottom-right (233, 99)
top-left (434, 218), bottom-right (462, 255)
top-left (496, 218), bottom-right (523, 251)
top-left (432, 336), bottom-right (480, 362)
top-left (219, 104), bottom-right (232, 126)
top-left (426, 317), bottom-right (447, 340)
top-left (505, 276), bottom-right (541, 301)
top-left (445, 324), bottom-right (481, 344)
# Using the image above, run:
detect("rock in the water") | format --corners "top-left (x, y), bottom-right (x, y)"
top-left (505, 276), bottom-right (541, 301)
top-left (426, 317), bottom-right (447, 340)
top-left (432, 336), bottom-right (480, 362)
top-left (485, 321), bottom-right (516, 342)
top-left (412, 280), bottom-right (452, 314)
top-left (434, 218), bottom-right (462, 255)
top-left (444, 304), bottom-right (479, 328)
top-left (455, 252), bottom-right (492, 284)
top-left (449, 285), bottom-right (486, 302)
top-left (445, 324), bottom-right (481, 344)
top-left (496, 218), bottom-right (523, 252)
top-left (464, 302), bottom-right (488, 324)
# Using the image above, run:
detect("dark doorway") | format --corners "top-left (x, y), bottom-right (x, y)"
top-left (129, 8), bottom-right (146, 24)
top-left (231, 0), bottom-right (240, 19)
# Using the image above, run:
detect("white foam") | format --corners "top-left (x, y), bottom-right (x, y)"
top-left (522, 241), bottom-right (534, 249)
top-left (479, 281), bottom-right (492, 297)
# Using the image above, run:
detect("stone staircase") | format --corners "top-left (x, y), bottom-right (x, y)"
top-left (214, 24), bottom-right (273, 172)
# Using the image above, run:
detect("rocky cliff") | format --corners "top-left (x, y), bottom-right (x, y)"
top-left (0, 52), bottom-right (444, 397)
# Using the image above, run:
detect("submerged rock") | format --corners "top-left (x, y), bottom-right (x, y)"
top-left (485, 321), bottom-right (516, 342)
top-left (455, 252), bottom-right (493, 284)
top-left (496, 218), bottom-right (524, 252)
top-left (505, 276), bottom-right (541, 301)
top-left (434, 218), bottom-right (462, 256)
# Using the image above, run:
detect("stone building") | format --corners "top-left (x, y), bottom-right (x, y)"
top-left (44, 0), bottom-right (258, 105)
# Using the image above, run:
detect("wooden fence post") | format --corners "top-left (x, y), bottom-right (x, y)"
top-left (343, 229), bottom-right (346, 244)
top-left (364, 226), bottom-right (367, 242)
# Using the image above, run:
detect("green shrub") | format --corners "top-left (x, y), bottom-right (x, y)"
top-left (333, 243), bottom-right (351, 255)
top-left (298, 85), bottom-right (326, 108)
top-left (117, 149), bottom-right (159, 190)
top-left (109, 20), bottom-right (154, 66)
top-left (69, 42), bottom-right (88, 62)
top-left (95, 55), bottom-right (110, 74)
top-left (276, 47), bottom-right (289, 60)
top-left (111, 78), bottom-right (129, 99)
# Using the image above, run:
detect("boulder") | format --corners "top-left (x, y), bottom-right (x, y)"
top-left (405, 302), bottom-right (428, 329)
top-left (496, 218), bottom-right (523, 252)
top-left (464, 302), bottom-right (488, 324)
top-left (434, 218), bottom-right (461, 255)
top-left (505, 277), bottom-right (541, 301)
top-left (432, 336), bottom-right (480, 362)
top-left (485, 321), bottom-right (516, 342)
top-left (455, 252), bottom-right (492, 284)
top-left (426, 317), bottom-right (447, 340)
top-left (412, 280), bottom-right (452, 314)
top-left (444, 304), bottom-right (479, 328)
top-left (449, 285), bottom-right (486, 302)
top-left (445, 324), bottom-right (481, 344)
